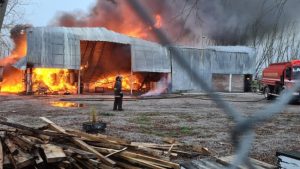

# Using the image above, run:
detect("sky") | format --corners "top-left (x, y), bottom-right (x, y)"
top-left (21, 0), bottom-right (96, 26)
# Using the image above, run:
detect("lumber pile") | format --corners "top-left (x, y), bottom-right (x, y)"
top-left (0, 117), bottom-right (210, 169)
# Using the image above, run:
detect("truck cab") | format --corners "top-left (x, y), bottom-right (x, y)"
top-left (262, 60), bottom-right (300, 100)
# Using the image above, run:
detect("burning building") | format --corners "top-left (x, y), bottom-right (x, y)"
top-left (0, 27), bottom-right (256, 95)
top-left (9, 27), bottom-right (170, 95)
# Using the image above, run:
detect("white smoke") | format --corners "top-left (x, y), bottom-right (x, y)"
top-left (141, 74), bottom-right (171, 97)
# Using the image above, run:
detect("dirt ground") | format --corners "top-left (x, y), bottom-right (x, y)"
top-left (0, 92), bottom-right (299, 165)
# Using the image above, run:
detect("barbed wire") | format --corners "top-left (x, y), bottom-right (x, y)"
top-left (126, 0), bottom-right (300, 168)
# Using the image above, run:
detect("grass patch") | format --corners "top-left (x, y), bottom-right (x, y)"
top-left (180, 126), bottom-right (193, 135)
top-left (99, 112), bottom-right (115, 117)
top-left (178, 114), bottom-right (198, 122)
top-left (139, 125), bottom-right (195, 138)
top-left (132, 115), bottom-right (195, 137)
top-left (135, 115), bottom-right (151, 125)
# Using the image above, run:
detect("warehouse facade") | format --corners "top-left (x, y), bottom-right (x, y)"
top-left (170, 46), bottom-right (256, 92)
top-left (15, 27), bottom-right (256, 94)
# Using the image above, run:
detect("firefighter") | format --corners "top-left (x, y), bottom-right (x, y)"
top-left (113, 76), bottom-right (123, 111)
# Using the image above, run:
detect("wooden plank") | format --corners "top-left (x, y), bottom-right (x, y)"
top-left (105, 147), bottom-right (127, 158)
top-left (41, 144), bottom-right (66, 163)
top-left (63, 147), bottom-right (97, 159)
top-left (67, 157), bottom-right (84, 169)
top-left (74, 156), bottom-right (97, 169)
top-left (8, 134), bottom-right (36, 152)
top-left (3, 153), bottom-right (11, 169)
top-left (12, 149), bottom-right (35, 168)
top-left (131, 142), bottom-right (199, 157)
top-left (7, 152), bottom-right (17, 169)
top-left (72, 138), bottom-right (116, 166)
top-left (4, 138), bottom-right (18, 155)
top-left (57, 161), bottom-right (71, 169)
top-left (120, 151), bottom-right (180, 169)
top-left (133, 145), bottom-right (177, 159)
top-left (67, 128), bottom-right (130, 145)
top-left (192, 145), bottom-right (211, 155)
top-left (116, 160), bottom-right (142, 169)
top-left (121, 156), bottom-right (166, 169)
top-left (88, 159), bottom-right (115, 169)
top-left (0, 120), bottom-right (68, 138)
top-left (33, 150), bottom-right (44, 167)
top-left (162, 137), bottom-right (179, 144)
top-left (39, 117), bottom-right (116, 166)
top-left (93, 147), bottom-right (180, 169)
top-left (85, 141), bottom-right (126, 150)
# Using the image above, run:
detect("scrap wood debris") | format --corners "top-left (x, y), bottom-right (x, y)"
top-left (0, 117), bottom-right (211, 169)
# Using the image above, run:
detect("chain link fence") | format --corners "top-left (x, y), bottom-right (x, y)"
top-left (126, 0), bottom-right (300, 168)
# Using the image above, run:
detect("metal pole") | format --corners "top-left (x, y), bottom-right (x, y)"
top-left (26, 68), bottom-right (33, 95)
top-left (229, 74), bottom-right (232, 93)
top-left (78, 70), bottom-right (81, 94)
top-left (130, 71), bottom-right (133, 95)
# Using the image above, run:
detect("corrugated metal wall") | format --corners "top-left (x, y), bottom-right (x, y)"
top-left (131, 44), bottom-right (170, 73)
top-left (170, 47), bottom-right (256, 92)
top-left (171, 48), bottom-right (211, 91)
top-left (26, 28), bottom-right (80, 69)
top-left (25, 27), bottom-right (171, 72)
top-left (211, 51), bottom-right (254, 74)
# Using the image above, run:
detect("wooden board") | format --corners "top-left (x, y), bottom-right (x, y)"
top-left (12, 149), bottom-right (34, 168)
top-left (40, 117), bottom-right (116, 166)
top-left (3, 152), bottom-right (11, 169)
top-left (41, 144), bottom-right (66, 163)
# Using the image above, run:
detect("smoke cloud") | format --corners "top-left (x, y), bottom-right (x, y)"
top-left (51, 0), bottom-right (300, 45)
top-left (188, 0), bottom-right (300, 44)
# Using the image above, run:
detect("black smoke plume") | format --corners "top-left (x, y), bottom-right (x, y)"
top-left (51, 0), bottom-right (300, 45)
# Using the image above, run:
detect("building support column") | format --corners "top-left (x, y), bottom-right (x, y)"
top-left (77, 70), bottom-right (81, 94)
top-left (26, 67), bottom-right (33, 95)
top-left (229, 74), bottom-right (232, 93)
top-left (130, 71), bottom-right (133, 95)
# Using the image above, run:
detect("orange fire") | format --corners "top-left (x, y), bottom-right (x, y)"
top-left (120, 14), bottom-right (163, 39)
top-left (155, 15), bottom-right (162, 28)
top-left (50, 101), bottom-right (81, 108)
top-left (32, 68), bottom-right (76, 94)
top-left (0, 68), bottom-right (24, 93)
top-left (92, 73), bottom-right (143, 91)
top-left (0, 68), bottom-right (77, 94)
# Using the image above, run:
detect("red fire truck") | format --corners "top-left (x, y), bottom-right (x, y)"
top-left (261, 60), bottom-right (300, 100)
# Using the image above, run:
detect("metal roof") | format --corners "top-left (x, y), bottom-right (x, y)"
top-left (18, 27), bottom-right (170, 72)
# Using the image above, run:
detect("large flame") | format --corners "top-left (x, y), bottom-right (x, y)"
top-left (0, 68), bottom-right (24, 93)
top-left (32, 68), bottom-right (76, 94)
top-left (91, 73), bottom-right (144, 91)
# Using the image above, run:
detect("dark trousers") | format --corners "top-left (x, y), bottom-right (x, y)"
top-left (113, 96), bottom-right (123, 110)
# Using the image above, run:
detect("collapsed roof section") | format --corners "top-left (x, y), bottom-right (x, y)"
top-left (17, 27), bottom-right (171, 73)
